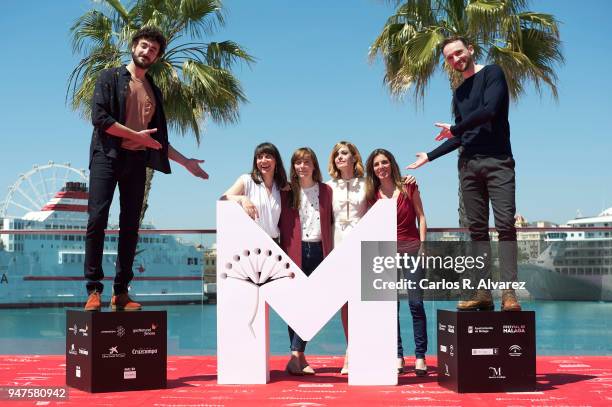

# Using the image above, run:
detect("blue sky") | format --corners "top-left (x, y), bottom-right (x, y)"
top-left (0, 1), bottom-right (610, 228)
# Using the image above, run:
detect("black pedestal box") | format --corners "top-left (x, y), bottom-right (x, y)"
top-left (437, 309), bottom-right (536, 393)
top-left (65, 310), bottom-right (166, 393)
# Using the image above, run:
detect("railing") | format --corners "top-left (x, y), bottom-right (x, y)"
top-left (3, 226), bottom-right (611, 235)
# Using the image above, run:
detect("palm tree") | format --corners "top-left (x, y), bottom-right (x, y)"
top-left (67, 0), bottom-right (254, 222)
top-left (369, 0), bottom-right (563, 227)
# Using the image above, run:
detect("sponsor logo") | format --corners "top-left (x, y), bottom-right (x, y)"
top-left (131, 348), bottom-right (158, 355)
top-left (509, 345), bottom-right (523, 357)
top-left (440, 345), bottom-right (447, 353)
top-left (123, 367), bottom-right (136, 380)
top-left (78, 348), bottom-right (89, 356)
top-left (79, 324), bottom-right (89, 337)
top-left (438, 323), bottom-right (446, 332)
top-left (102, 346), bottom-right (126, 359)
top-left (75, 366), bottom-right (81, 378)
top-left (68, 344), bottom-right (77, 356)
top-left (472, 348), bottom-right (499, 356)
top-left (100, 325), bottom-right (125, 338)
top-left (447, 324), bottom-right (455, 333)
top-left (132, 323), bottom-right (158, 337)
top-left (68, 324), bottom-right (78, 336)
top-left (503, 324), bottom-right (526, 334)
top-left (444, 364), bottom-right (450, 377)
top-left (488, 366), bottom-right (506, 379)
top-left (449, 345), bottom-right (454, 357)
top-left (468, 325), bottom-right (493, 334)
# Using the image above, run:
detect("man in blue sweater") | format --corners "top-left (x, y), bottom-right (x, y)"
top-left (408, 36), bottom-right (521, 312)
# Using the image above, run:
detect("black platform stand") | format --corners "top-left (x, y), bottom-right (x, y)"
top-left (65, 310), bottom-right (167, 393)
top-left (437, 309), bottom-right (536, 393)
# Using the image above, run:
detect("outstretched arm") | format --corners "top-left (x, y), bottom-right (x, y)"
top-left (168, 145), bottom-right (209, 180)
top-left (426, 98), bottom-right (463, 161)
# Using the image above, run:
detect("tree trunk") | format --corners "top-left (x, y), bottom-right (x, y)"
top-left (139, 167), bottom-right (155, 226)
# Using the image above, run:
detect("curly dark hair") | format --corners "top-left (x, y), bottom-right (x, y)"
top-left (131, 26), bottom-right (167, 56)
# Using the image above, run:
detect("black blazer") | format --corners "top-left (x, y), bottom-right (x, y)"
top-left (89, 65), bottom-right (171, 174)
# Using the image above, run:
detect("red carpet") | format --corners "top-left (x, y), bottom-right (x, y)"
top-left (0, 355), bottom-right (610, 406)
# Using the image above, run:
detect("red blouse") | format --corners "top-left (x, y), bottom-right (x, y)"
top-left (375, 184), bottom-right (420, 252)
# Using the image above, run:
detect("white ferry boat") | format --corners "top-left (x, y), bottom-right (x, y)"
top-left (0, 181), bottom-right (206, 307)
top-left (518, 208), bottom-right (612, 301)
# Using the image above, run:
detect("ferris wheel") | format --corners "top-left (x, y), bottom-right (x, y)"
top-left (0, 162), bottom-right (88, 219)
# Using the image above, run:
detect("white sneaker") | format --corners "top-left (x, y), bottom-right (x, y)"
top-left (415, 358), bottom-right (427, 377)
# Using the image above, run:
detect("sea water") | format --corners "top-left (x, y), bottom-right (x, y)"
top-left (0, 301), bottom-right (610, 355)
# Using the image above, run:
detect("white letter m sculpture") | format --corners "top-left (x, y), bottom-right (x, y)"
top-left (216, 200), bottom-right (397, 385)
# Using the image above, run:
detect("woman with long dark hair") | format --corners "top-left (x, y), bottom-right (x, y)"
top-left (365, 148), bottom-right (428, 376)
top-left (222, 142), bottom-right (288, 241)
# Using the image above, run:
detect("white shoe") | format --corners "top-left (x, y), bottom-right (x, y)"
top-left (415, 358), bottom-right (427, 377)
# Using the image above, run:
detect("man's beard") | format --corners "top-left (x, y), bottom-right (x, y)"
top-left (455, 55), bottom-right (474, 73)
top-left (132, 52), bottom-right (154, 69)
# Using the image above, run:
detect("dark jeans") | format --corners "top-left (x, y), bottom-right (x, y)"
top-left (459, 155), bottom-right (518, 283)
top-left (84, 148), bottom-right (147, 295)
top-left (397, 250), bottom-right (428, 359)
top-left (288, 241), bottom-right (323, 352)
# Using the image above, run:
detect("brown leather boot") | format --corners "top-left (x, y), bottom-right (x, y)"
top-left (111, 293), bottom-right (142, 311)
top-left (501, 289), bottom-right (522, 311)
top-left (457, 289), bottom-right (494, 311)
top-left (84, 291), bottom-right (101, 311)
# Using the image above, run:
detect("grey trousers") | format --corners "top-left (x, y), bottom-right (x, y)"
top-left (459, 155), bottom-right (518, 284)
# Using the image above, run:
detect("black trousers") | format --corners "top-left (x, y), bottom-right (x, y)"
top-left (459, 155), bottom-right (518, 283)
top-left (84, 148), bottom-right (147, 295)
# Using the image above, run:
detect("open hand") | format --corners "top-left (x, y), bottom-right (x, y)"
top-left (434, 123), bottom-right (453, 141)
top-left (407, 153), bottom-right (429, 169)
top-left (185, 158), bottom-right (209, 180)
top-left (135, 128), bottom-right (162, 149)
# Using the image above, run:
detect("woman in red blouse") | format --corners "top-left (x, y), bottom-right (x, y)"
top-left (365, 148), bottom-right (429, 377)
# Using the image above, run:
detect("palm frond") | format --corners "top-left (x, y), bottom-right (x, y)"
top-left (466, 0), bottom-right (509, 43)
top-left (178, 0), bottom-right (225, 38)
top-left (372, 0), bottom-right (563, 103)
top-left (67, 0), bottom-right (253, 138)
top-left (70, 11), bottom-right (114, 54)
top-left (205, 41), bottom-right (255, 69)
top-left (518, 12), bottom-right (560, 37)
top-left (393, 29), bottom-right (444, 99)
top-left (105, 0), bottom-right (131, 23)
top-left (66, 44), bottom-right (124, 113)
top-left (182, 60), bottom-right (247, 125)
